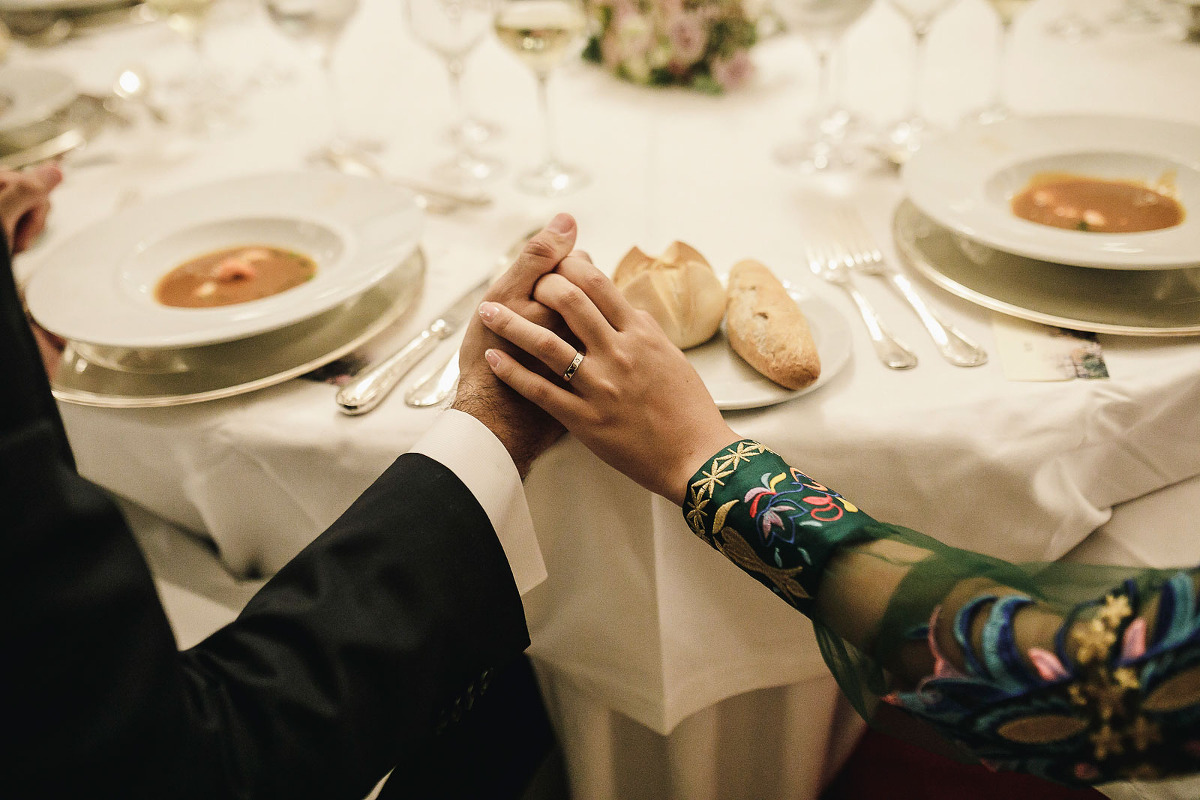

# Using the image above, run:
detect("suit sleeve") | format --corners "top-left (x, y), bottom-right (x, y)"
top-left (1, 244), bottom-right (530, 799)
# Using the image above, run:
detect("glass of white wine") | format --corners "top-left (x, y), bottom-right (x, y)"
top-left (145, 0), bottom-right (223, 129)
top-left (976, 0), bottom-right (1032, 124)
top-left (263, 0), bottom-right (365, 161)
top-left (494, 0), bottom-right (589, 196)
top-left (772, 0), bottom-right (876, 171)
top-left (882, 0), bottom-right (956, 165)
top-left (405, 0), bottom-right (502, 184)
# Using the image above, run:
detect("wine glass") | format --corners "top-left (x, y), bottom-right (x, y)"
top-left (405, 0), bottom-right (502, 184)
top-left (974, 0), bottom-right (1032, 124)
top-left (772, 0), bottom-right (876, 172)
top-left (144, 0), bottom-right (224, 130)
top-left (493, 0), bottom-right (589, 196)
top-left (263, 0), bottom-right (366, 162)
top-left (882, 0), bottom-right (956, 165)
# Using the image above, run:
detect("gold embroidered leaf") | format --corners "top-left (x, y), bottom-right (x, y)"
top-left (712, 500), bottom-right (738, 535)
top-left (1143, 667), bottom-right (1200, 712)
top-left (996, 714), bottom-right (1090, 744)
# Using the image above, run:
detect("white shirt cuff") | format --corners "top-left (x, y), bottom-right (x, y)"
top-left (409, 409), bottom-right (546, 596)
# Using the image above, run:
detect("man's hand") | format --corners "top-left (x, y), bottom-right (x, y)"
top-left (451, 213), bottom-right (578, 477)
top-left (1, 164), bottom-right (63, 255)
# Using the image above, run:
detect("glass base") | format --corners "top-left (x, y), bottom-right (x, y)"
top-left (775, 106), bottom-right (875, 171)
top-left (447, 116), bottom-right (503, 148)
top-left (971, 104), bottom-right (1012, 126)
top-left (515, 160), bottom-right (589, 197)
top-left (1045, 12), bottom-right (1099, 40)
top-left (432, 150), bottom-right (503, 185)
top-left (878, 116), bottom-right (941, 167)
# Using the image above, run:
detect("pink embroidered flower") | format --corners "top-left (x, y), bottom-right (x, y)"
top-left (665, 12), bottom-right (708, 66)
top-left (711, 49), bottom-right (753, 92)
top-left (1121, 617), bottom-right (1147, 661)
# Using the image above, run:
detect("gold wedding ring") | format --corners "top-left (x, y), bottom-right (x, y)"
top-left (562, 351), bottom-right (584, 382)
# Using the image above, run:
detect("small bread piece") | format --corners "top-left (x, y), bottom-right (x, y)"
top-left (613, 241), bottom-right (726, 349)
top-left (726, 259), bottom-right (821, 390)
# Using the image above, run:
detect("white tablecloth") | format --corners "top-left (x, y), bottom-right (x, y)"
top-left (17, 0), bottom-right (1200, 796)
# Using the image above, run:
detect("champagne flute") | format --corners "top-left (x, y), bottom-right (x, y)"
top-left (405, 0), bottom-right (502, 183)
top-left (263, 0), bottom-right (366, 161)
top-left (494, 0), bottom-right (589, 196)
top-left (882, 0), bottom-right (956, 165)
top-left (975, 0), bottom-right (1032, 124)
top-left (772, 0), bottom-right (876, 172)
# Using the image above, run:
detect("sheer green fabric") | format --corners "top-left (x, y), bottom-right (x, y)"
top-left (685, 440), bottom-right (1200, 785)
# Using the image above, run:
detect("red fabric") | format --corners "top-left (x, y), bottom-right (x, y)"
top-left (822, 728), bottom-right (1106, 800)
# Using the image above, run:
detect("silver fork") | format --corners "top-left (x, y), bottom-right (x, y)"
top-left (806, 243), bottom-right (918, 370)
top-left (837, 211), bottom-right (988, 367)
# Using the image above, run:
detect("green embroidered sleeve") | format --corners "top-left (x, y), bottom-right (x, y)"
top-left (683, 439), bottom-right (876, 616)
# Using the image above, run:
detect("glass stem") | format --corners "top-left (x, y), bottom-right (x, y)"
top-left (907, 22), bottom-right (930, 121)
top-left (536, 73), bottom-right (557, 167)
top-left (991, 22), bottom-right (1012, 113)
top-left (321, 48), bottom-right (347, 147)
top-left (446, 58), bottom-right (468, 143)
top-left (813, 45), bottom-right (834, 131)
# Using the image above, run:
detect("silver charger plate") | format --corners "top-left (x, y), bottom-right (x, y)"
top-left (892, 200), bottom-right (1200, 336)
top-left (51, 248), bottom-right (426, 408)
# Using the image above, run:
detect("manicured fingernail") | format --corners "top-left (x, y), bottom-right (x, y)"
top-left (478, 302), bottom-right (497, 322)
top-left (547, 213), bottom-right (574, 233)
top-left (485, 349), bottom-right (501, 368)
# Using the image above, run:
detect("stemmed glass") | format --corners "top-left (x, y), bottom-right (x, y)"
top-left (882, 0), bottom-right (956, 165)
top-left (144, 0), bottom-right (224, 130)
top-left (975, 0), bottom-right (1032, 124)
top-left (405, 0), bottom-right (502, 184)
top-left (772, 0), bottom-right (876, 171)
top-left (262, 0), bottom-right (366, 162)
top-left (493, 0), bottom-right (589, 196)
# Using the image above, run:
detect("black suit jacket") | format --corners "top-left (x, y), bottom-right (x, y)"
top-left (0, 243), bottom-right (538, 799)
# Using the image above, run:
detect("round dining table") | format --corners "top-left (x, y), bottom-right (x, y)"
top-left (12, 0), bottom-right (1200, 797)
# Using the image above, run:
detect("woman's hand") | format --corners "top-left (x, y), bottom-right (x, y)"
top-left (477, 249), bottom-right (739, 505)
top-left (451, 213), bottom-right (578, 477)
top-left (0, 164), bottom-right (63, 254)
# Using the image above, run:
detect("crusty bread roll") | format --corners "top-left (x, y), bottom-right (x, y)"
top-left (725, 259), bottom-right (821, 390)
top-left (613, 241), bottom-right (726, 349)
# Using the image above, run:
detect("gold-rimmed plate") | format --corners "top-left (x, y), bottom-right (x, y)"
top-left (893, 200), bottom-right (1200, 336)
top-left (51, 248), bottom-right (426, 407)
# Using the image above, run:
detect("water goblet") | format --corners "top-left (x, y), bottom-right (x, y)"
top-left (493, 0), bottom-right (589, 196)
top-left (263, 0), bottom-right (366, 162)
top-left (882, 0), bottom-right (956, 165)
top-left (405, 0), bottom-right (502, 183)
top-left (772, 0), bottom-right (876, 172)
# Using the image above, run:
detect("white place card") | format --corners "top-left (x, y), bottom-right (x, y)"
top-left (991, 316), bottom-right (1110, 382)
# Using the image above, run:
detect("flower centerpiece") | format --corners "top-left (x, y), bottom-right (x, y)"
top-left (582, 0), bottom-right (760, 94)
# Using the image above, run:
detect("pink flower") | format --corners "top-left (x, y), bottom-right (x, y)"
top-left (711, 49), bottom-right (753, 91)
top-left (665, 12), bottom-right (707, 66)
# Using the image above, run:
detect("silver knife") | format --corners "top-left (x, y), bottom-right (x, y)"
top-left (335, 275), bottom-right (491, 415)
top-left (0, 128), bottom-right (87, 171)
top-left (404, 353), bottom-right (461, 408)
top-left (401, 227), bottom-right (543, 409)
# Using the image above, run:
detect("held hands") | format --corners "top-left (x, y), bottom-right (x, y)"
top-left (476, 239), bottom-right (739, 506)
top-left (451, 214), bottom-right (579, 477)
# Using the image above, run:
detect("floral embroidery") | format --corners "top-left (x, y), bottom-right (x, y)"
top-left (683, 439), bottom-right (873, 616)
top-left (889, 583), bottom-right (1200, 785)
